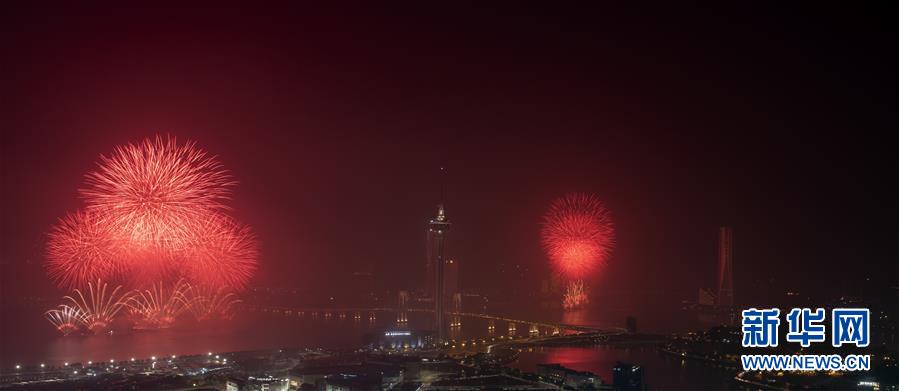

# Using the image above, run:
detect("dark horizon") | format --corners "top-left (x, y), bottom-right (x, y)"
top-left (3, 4), bottom-right (897, 314)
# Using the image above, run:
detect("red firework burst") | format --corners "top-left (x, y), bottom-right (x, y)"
top-left (46, 211), bottom-right (124, 289)
top-left (80, 135), bottom-right (234, 249)
top-left (64, 280), bottom-right (132, 334)
top-left (180, 215), bottom-right (257, 291)
top-left (46, 135), bottom-right (257, 292)
top-left (541, 193), bottom-right (615, 280)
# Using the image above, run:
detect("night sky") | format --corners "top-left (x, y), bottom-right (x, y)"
top-left (2, 4), bottom-right (896, 311)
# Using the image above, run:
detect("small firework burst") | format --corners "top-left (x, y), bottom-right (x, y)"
top-left (45, 305), bottom-right (88, 335)
top-left (187, 285), bottom-right (242, 321)
top-left (127, 279), bottom-right (194, 329)
top-left (562, 280), bottom-right (589, 309)
top-left (63, 280), bottom-right (132, 333)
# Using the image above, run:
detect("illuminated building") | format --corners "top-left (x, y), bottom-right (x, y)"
top-left (367, 329), bottom-right (434, 350)
top-left (536, 363), bottom-right (603, 389)
top-left (427, 203), bottom-right (450, 343)
top-left (243, 375), bottom-right (290, 391)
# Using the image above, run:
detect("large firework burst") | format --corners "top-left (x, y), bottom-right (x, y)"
top-left (46, 211), bottom-right (124, 289)
top-left (80, 136), bottom-right (234, 248)
top-left (179, 214), bottom-right (257, 291)
top-left (45, 135), bottom-right (258, 292)
top-left (541, 193), bottom-right (615, 280)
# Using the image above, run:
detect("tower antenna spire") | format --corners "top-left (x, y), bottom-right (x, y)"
top-left (440, 166), bottom-right (447, 207)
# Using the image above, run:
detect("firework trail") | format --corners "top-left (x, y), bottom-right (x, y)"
top-left (541, 193), bottom-right (615, 280)
top-left (45, 305), bottom-right (88, 335)
top-left (127, 279), bottom-right (194, 328)
top-left (63, 280), bottom-right (132, 333)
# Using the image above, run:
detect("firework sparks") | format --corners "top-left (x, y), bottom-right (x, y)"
top-left (63, 280), bottom-right (132, 333)
top-left (45, 135), bottom-right (258, 293)
top-left (180, 215), bottom-right (257, 291)
top-left (127, 279), bottom-right (194, 329)
top-left (45, 305), bottom-right (88, 335)
top-left (46, 211), bottom-right (124, 289)
top-left (562, 280), bottom-right (589, 309)
top-left (187, 285), bottom-right (242, 321)
top-left (80, 135), bottom-right (234, 248)
top-left (541, 193), bottom-right (615, 280)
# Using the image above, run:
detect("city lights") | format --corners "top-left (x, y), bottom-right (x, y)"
top-left (2, 6), bottom-right (894, 391)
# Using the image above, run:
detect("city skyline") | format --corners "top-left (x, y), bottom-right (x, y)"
top-left (4, 6), bottom-right (894, 312)
top-left (2, 3), bottom-right (897, 390)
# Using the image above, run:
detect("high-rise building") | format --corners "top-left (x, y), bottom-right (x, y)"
top-left (427, 204), bottom-right (450, 342)
top-left (612, 362), bottom-right (646, 391)
top-left (716, 226), bottom-right (734, 307)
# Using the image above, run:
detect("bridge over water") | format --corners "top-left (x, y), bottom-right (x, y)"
top-left (242, 305), bottom-right (627, 336)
